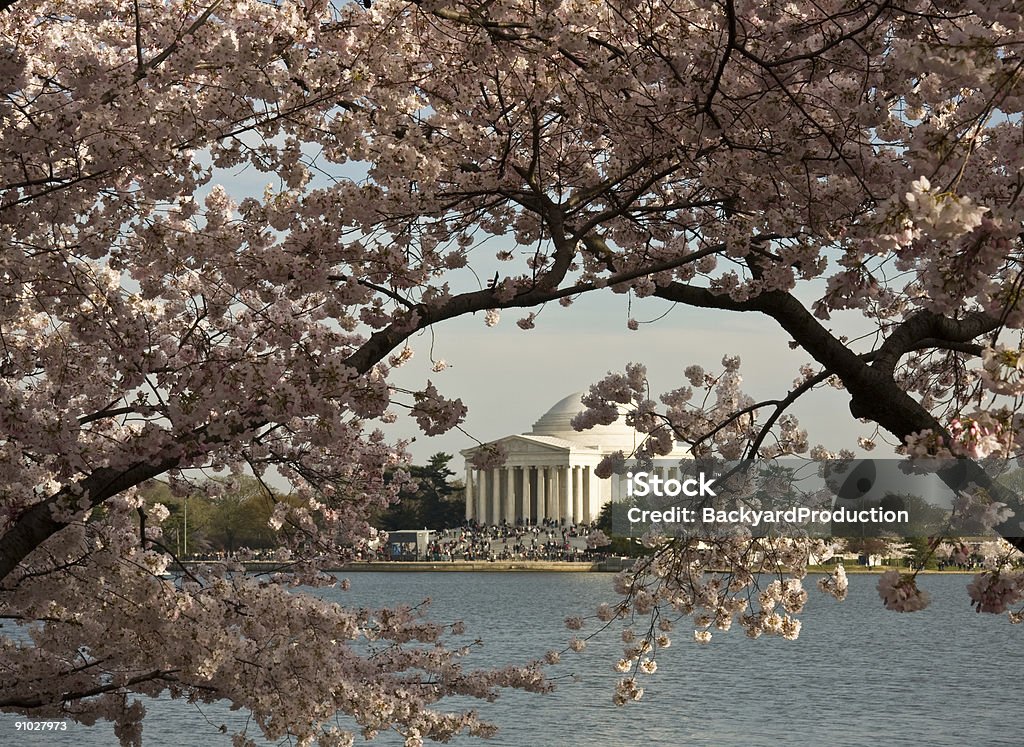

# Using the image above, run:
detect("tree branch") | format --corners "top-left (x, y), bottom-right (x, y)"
top-left (0, 670), bottom-right (180, 709)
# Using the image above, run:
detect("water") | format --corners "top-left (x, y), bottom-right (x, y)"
top-left (1, 572), bottom-right (1020, 745)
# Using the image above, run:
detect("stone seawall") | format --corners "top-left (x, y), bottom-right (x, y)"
top-left (184, 559), bottom-right (966, 574)
top-left (179, 559), bottom-right (635, 572)
top-left (326, 560), bottom-right (600, 572)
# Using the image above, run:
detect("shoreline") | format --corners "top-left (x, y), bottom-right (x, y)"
top-left (333, 560), bottom-right (600, 572)
top-left (190, 559), bottom-right (985, 574)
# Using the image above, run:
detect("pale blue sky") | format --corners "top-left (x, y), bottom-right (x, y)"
top-left (211, 149), bottom-right (878, 475)
top-left (382, 288), bottom-right (876, 467)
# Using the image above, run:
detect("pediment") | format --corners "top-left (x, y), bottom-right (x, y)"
top-left (462, 434), bottom-right (591, 458)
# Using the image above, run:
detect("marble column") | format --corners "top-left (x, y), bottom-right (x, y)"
top-left (583, 466), bottom-right (593, 523)
top-left (523, 466), bottom-right (533, 523)
top-left (465, 465), bottom-right (475, 522)
top-left (537, 466), bottom-right (548, 523)
top-left (476, 468), bottom-right (487, 525)
top-left (552, 465), bottom-right (561, 523)
top-left (505, 467), bottom-right (515, 525)
top-left (572, 465), bottom-right (582, 524)
top-left (489, 467), bottom-right (500, 526)
top-left (565, 465), bottom-right (575, 524)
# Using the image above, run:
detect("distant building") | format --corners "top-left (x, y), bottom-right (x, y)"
top-left (461, 391), bottom-right (687, 525)
top-left (388, 529), bottom-right (434, 560)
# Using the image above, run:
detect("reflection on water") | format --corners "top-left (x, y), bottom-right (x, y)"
top-left (1, 572), bottom-right (1020, 746)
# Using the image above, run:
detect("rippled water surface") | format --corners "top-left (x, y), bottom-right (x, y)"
top-left (2, 572), bottom-right (1020, 746)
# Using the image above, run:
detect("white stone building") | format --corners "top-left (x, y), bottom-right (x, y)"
top-left (461, 391), bottom-right (689, 526)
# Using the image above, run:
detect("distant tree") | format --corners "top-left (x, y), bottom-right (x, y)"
top-left (141, 478), bottom-right (274, 555)
top-left (376, 453), bottom-right (464, 530)
top-left (842, 537), bottom-right (894, 561)
top-left (834, 491), bottom-right (950, 542)
top-left (415, 454), bottom-right (465, 529)
top-left (595, 500), bottom-right (655, 557)
top-left (881, 493), bottom-right (949, 535)
top-left (374, 487), bottom-right (421, 533)
top-left (161, 495), bottom-right (212, 557)
top-left (597, 499), bottom-right (633, 536)
top-left (903, 537), bottom-right (939, 570)
top-left (204, 478), bottom-right (276, 554)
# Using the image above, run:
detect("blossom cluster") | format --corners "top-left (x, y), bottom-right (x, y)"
top-left (967, 570), bottom-right (1024, 614)
top-left (876, 570), bottom-right (931, 612)
top-left (586, 533), bottom-right (841, 705)
top-left (576, 357), bottom-right (812, 470)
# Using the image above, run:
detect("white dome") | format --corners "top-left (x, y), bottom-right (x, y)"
top-left (531, 391), bottom-right (639, 451)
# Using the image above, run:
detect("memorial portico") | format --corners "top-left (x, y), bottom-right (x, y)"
top-left (462, 392), bottom-right (644, 525)
top-left (463, 440), bottom-right (602, 525)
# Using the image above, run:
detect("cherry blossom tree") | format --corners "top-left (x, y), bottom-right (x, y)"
top-left (3, 0), bottom-right (1024, 741)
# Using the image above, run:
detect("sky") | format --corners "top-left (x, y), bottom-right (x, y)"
top-left (212, 147), bottom-right (878, 480)
top-left (380, 283), bottom-right (875, 471)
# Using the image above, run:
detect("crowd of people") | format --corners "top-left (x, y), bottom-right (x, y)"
top-left (388, 520), bottom-right (608, 562)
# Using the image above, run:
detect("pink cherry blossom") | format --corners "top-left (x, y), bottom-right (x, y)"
top-left (3, 0), bottom-right (1024, 737)
top-left (877, 571), bottom-right (931, 612)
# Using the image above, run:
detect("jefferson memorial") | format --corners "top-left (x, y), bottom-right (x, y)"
top-left (461, 392), bottom-right (688, 526)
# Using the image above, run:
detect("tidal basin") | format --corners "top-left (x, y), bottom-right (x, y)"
top-left (3, 572), bottom-right (1021, 746)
